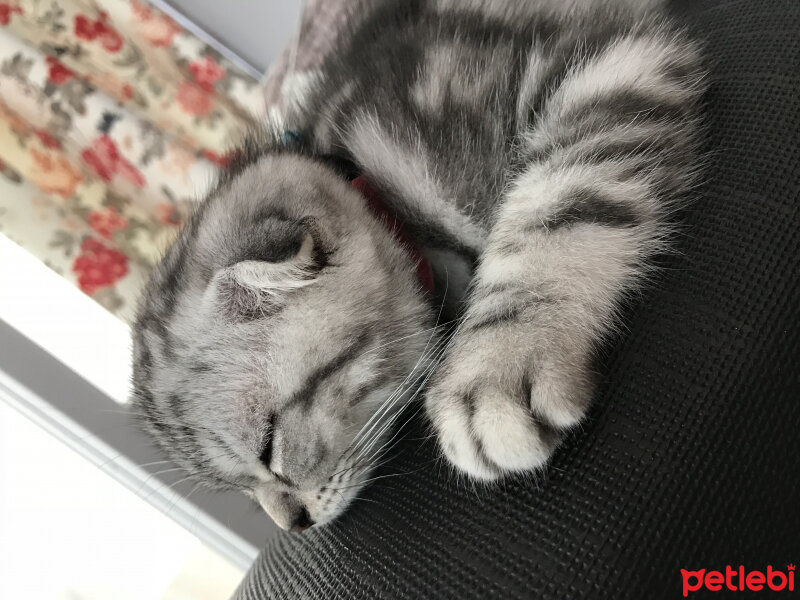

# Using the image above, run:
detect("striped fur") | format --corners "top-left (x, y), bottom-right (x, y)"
top-left (131, 0), bottom-right (705, 529)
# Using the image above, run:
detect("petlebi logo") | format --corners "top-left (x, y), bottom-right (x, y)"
top-left (681, 564), bottom-right (795, 596)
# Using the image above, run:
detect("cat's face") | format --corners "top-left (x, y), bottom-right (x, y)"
top-left (131, 153), bottom-right (432, 530)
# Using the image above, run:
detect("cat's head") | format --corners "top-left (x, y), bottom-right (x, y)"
top-left (131, 150), bottom-right (433, 531)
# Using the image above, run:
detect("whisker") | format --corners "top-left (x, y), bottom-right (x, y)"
top-left (140, 474), bottom-right (197, 502)
top-left (147, 466), bottom-right (187, 478)
top-left (325, 469), bottom-right (409, 492)
top-left (347, 339), bottom-right (439, 453)
top-left (351, 335), bottom-right (450, 463)
top-left (165, 482), bottom-right (202, 517)
top-left (345, 334), bottom-right (447, 461)
top-left (133, 459), bottom-right (175, 469)
top-left (360, 320), bottom-right (456, 357)
top-left (345, 279), bottom-right (451, 456)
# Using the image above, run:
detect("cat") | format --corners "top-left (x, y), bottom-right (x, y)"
top-left (131, 0), bottom-right (705, 532)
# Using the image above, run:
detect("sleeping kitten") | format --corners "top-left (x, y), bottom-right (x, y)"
top-left (131, 0), bottom-right (704, 531)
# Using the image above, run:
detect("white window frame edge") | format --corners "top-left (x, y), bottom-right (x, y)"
top-left (0, 368), bottom-right (259, 571)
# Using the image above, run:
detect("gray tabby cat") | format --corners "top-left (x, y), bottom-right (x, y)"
top-left (131, 0), bottom-right (705, 531)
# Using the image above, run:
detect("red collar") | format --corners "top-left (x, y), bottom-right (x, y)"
top-left (350, 175), bottom-right (434, 295)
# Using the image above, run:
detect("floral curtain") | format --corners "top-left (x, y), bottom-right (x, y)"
top-left (0, 0), bottom-right (265, 322)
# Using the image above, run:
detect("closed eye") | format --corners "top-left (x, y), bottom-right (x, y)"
top-left (259, 413), bottom-right (276, 471)
top-left (258, 414), bottom-right (297, 487)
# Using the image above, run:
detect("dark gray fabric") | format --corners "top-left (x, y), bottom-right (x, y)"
top-left (234, 1), bottom-right (800, 598)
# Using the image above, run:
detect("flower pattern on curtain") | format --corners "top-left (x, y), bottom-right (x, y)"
top-left (0, 0), bottom-right (266, 322)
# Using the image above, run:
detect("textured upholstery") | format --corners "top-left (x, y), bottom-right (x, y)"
top-left (234, 1), bottom-right (800, 597)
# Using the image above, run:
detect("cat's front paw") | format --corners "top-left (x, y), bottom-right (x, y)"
top-left (426, 331), bottom-right (593, 481)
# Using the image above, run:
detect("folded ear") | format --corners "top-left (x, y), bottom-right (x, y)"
top-left (213, 218), bottom-right (324, 319)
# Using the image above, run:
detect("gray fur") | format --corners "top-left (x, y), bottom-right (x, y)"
top-left (131, 0), bottom-right (705, 529)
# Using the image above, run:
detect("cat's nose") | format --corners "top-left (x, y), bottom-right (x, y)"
top-left (255, 489), bottom-right (314, 531)
top-left (290, 507), bottom-right (315, 533)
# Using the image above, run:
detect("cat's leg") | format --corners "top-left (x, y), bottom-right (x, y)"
top-left (426, 32), bottom-right (704, 480)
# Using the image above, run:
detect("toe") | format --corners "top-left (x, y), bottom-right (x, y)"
top-left (426, 391), bottom-right (500, 481)
top-left (472, 388), bottom-right (555, 473)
